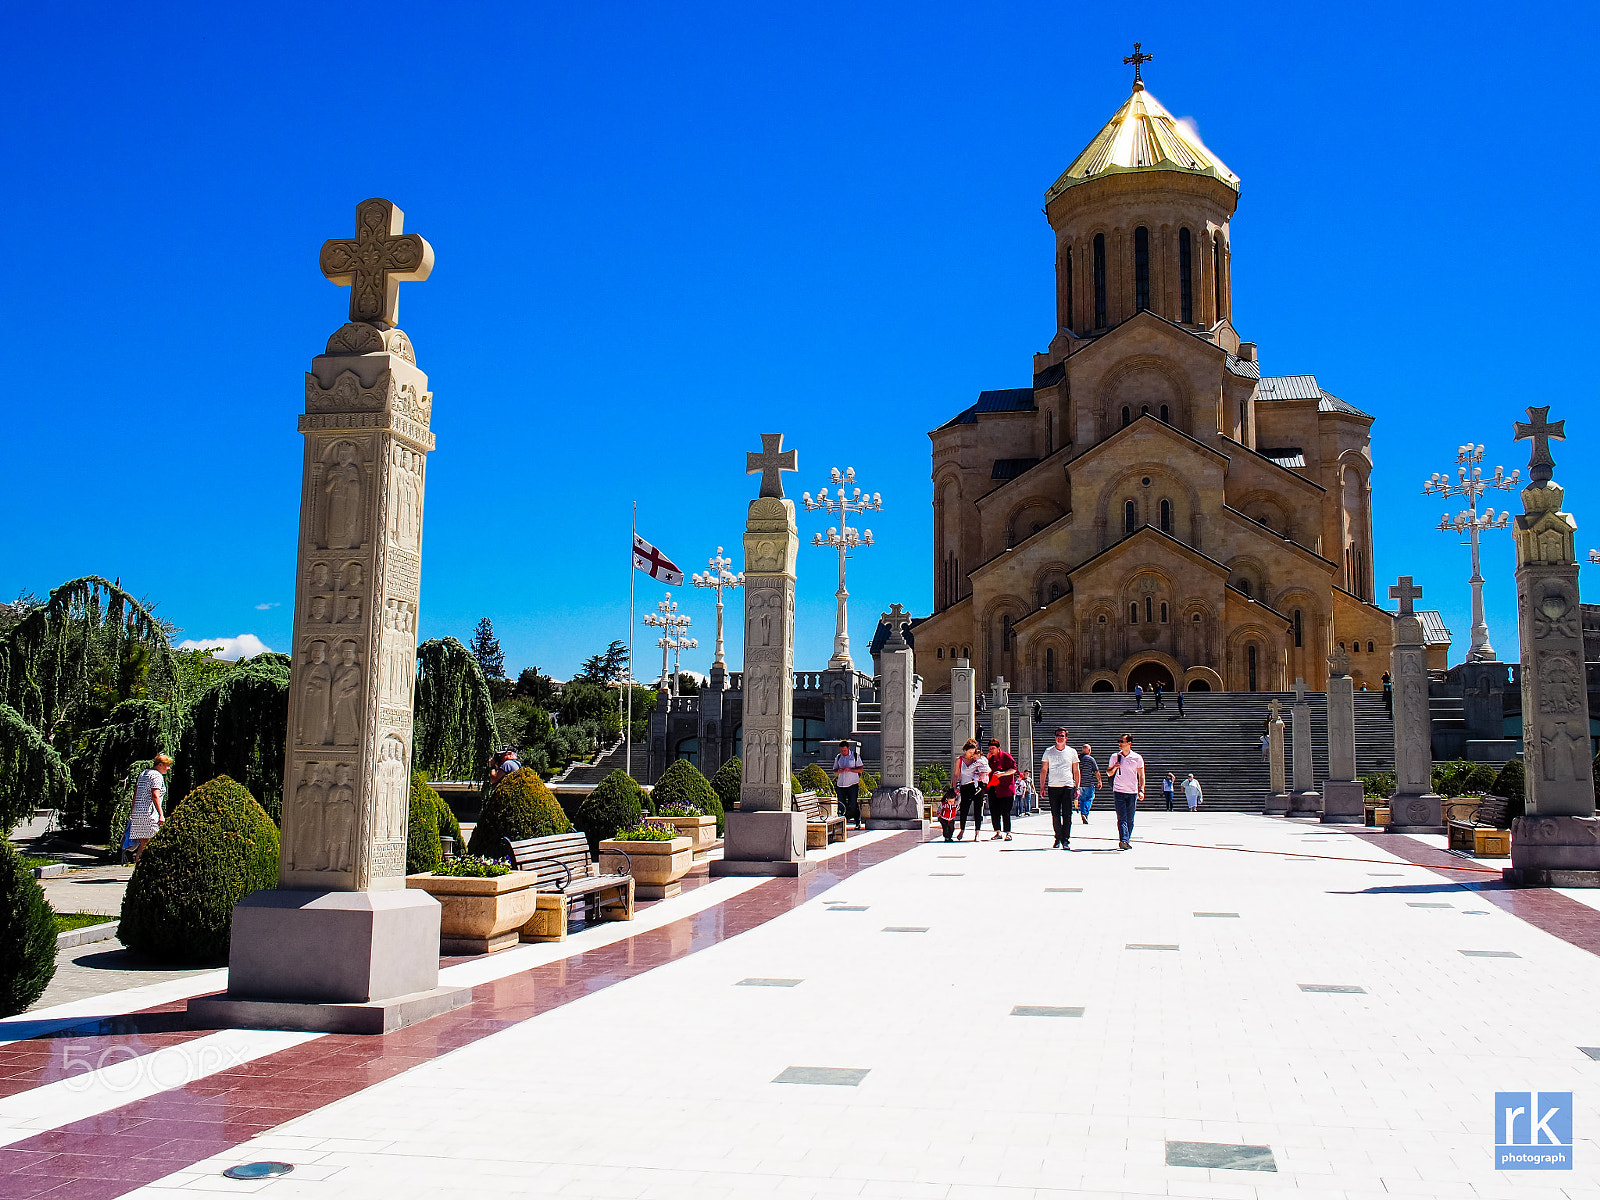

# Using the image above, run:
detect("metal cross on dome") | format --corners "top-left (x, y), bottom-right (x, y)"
top-left (1513, 405), bottom-right (1565, 485)
top-left (746, 433), bottom-right (798, 499)
top-left (1389, 575), bottom-right (1424, 616)
top-left (319, 198), bottom-right (434, 331)
top-left (1123, 42), bottom-right (1153, 87)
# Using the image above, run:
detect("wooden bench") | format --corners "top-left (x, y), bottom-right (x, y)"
top-left (795, 791), bottom-right (846, 849)
top-left (1364, 802), bottom-right (1389, 827)
top-left (1447, 796), bottom-right (1512, 858)
top-left (505, 832), bottom-right (635, 942)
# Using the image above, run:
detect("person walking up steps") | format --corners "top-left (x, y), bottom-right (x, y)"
top-left (1134, 684), bottom-right (1144, 712)
top-left (1153, 682), bottom-right (1163, 710)
top-left (1040, 727), bottom-right (1080, 850)
top-left (954, 739), bottom-right (990, 842)
top-left (1163, 772), bottom-right (1176, 811)
top-left (985, 737), bottom-right (1017, 841)
top-left (1107, 734), bottom-right (1145, 851)
top-left (1183, 773), bottom-right (1203, 811)
top-left (1077, 744), bottom-right (1100, 824)
top-left (1176, 689), bottom-right (1185, 717)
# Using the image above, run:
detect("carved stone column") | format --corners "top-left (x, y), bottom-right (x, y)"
top-left (1321, 648), bottom-right (1364, 823)
top-left (868, 605), bottom-right (923, 829)
top-left (1264, 700), bottom-right (1289, 815)
top-left (1505, 407), bottom-right (1600, 886)
top-left (1386, 575), bottom-right (1444, 833)
top-left (1287, 678), bottom-right (1322, 818)
top-left (713, 435), bottom-right (816, 877)
top-left (190, 199), bottom-right (467, 1034)
top-left (951, 659), bottom-right (976, 761)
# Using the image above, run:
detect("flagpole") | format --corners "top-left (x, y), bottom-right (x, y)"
top-left (626, 501), bottom-right (636, 781)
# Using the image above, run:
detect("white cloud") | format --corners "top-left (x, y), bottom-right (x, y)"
top-left (254, 602), bottom-right (281, 611)
top-left (1177, 116), bottom-right (1200, 138)
top-left (176, 634), bottom-right (274, 661)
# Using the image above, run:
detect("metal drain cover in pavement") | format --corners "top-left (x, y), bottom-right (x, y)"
top-left (1011, 1005), bottom-right (1084, 1017)
top-left (1299, 983), bottom-right (1366, 993)
top-left (223, 1163), bottom-right (294, 1180)
top-left (1194, 912), bottom-right (1239, 918)
top-left (1408, 902), bottom-right (1452, 908)
top-left (774, 1066), bottom-right (870, 1086)
top-left (1165, 1141), bottom-right (1276, 1172)
top-left (1126, 943), bottom-right (1179, 951)
top-left (827, 905), bottom-right (869, 912)
top-left (1460, 950), bottom-right (1521, 958)
top-left (883, 926), bottom-right (929, 933)
top-left (1044, 887), bottom-right (1082, 892)
top-left (737, 978), bottom-right (803, 987)
top-left (1580, 1047), bottom-right (1600, 1061)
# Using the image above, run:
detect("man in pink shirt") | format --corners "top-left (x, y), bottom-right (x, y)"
top-left (1106, 732), bottom-right (1146, 851)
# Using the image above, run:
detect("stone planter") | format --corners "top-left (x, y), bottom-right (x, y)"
top-left (599, 836), bottom-right (693, 899)
top-left (406, 871), bottom-right (537, 955)
top-left (652, 813), bottom-right (719, 860)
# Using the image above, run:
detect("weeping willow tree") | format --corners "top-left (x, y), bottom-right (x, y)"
top-left (67, 699), bottom-right (180, 836)
top-left (0, 577), bottom-right (176, 836)
top-left (414, 638), bottom-right (497, 782)
top-left (174, 653), bottom-right (291, 821)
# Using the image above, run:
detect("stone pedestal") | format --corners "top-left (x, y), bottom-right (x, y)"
top-left (1264, 701), bottom-right (1289, 814)
top-left (951, 659), bottom-right (976, 759)
top-left (1287, 683), bottom-right (1322, 818)
top-left (1504, 815), bottom-right (1600, 887)
top-left (190, 200), bottom-right (457, 1034)
top-left (1322, 665), bottom-right (1361, 823)
top-left (867, 606), bottom-right (922, 830)
top-left (1386, 577), bottom-right (1444, 833)
top-left (712, 435), bottom-right (817, 878)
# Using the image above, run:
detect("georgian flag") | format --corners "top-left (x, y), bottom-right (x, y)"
top-left (633, 535), bottom-right (684, 586)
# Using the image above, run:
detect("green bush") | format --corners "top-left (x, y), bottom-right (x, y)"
top-left (1431, 759), bottom-right (1475, 797)
top-left (406, 774), bottom-right (444, 876)
top-left (1360, 771), bottom-right (1396, 798)
top-left (1462, 763), bottom-right (1498, 795)
top-left (576, 770), bottom-right (645, 854)
top-left (798, 764), bottom-right (835, 796)
top-left (791, 772), bottom-right (805, 796)
top-left (432, 790), bottom-right (464, 854)
top-left (117, 776), bottom-right (279, 964)
top-left (711, 757), bottom-right (741, 813)
top-left (467, 767), bottom-right (571, 856)
top-left (1492, 758), bottom-right (1525, 804)
top-left (653, 760), bottom-right (723, 834)
top-left (860, 770), bottom-right (881, 795)
top-left (0, 840), bottom-right (57, 1016)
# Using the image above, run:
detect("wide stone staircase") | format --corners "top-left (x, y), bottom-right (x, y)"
top-left (553, 739), bottom-right (649, 786)
top-left (911, 691), bottom-right (1395, 812)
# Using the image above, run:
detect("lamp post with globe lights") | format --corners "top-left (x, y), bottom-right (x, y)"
top-left (802, 467), bottom-right (883, 670)
top-left (641, 593), bottom-right (695, 697)
top-left (691, 548), bottom-right (744, 671)
top-left (1422, 444), bottom-right (1519, 662)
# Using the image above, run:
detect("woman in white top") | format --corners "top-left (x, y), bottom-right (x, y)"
top-left (952, 738), bottom-right (990, 842)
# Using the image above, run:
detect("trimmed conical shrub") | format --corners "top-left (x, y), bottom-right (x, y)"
top-left (467, 767), bottom-right (571, 856)
top-left (0, 840), bottom-right (57, 1016)
top-left (407, 774), bottom-right (444, 875)
top-left (118, 775), bottom-right (279, 964)
top-left (653, 759), bottom-right (723, 834)
top-left (575, 770), bottom-right (644, 854)
top-left (798, 763), bottom-right (835, 796)
top-left (1493, 758), bottom-right (1525, 806)
top-left (711, 757), bottom-right (741, 813)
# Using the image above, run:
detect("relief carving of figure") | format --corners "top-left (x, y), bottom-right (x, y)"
top-left (1533, 588), bottom-right (1580, 640)
top-left (390, 451), bottom-right (422, 550)
top-left (289, 762), bottom-right (329, 870)
top-left (375, 736), bottom-right (408, 840)
top-left (341, 561), bottom-right (364, 591)
top-left (324, 764), bottom-right (356, 872)
top-left (308, 596), bottom-right (330, 624)
top-left (1542, 725), bottom-right (1577, 783)
top-left (340, 596), bottom-right (362, 625)
top-left (331, 641), bottom-right (362, 746)
top-left (299, 642), bottom-right (333, 745)
top-left (310, 563), bottom-right (331, 591)
top-left (1538, 651), bottom-right (1582, 714)
top-left (325, 443), bottom-right (363, 550)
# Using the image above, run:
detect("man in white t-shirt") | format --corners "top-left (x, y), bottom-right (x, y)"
top-left (1106, 733), bottom-right (1146, 851)
top-left (1039, 727), bottom-right (1081, 850)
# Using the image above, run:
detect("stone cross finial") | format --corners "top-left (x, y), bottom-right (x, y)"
top-left (1267, 698), bottom-right (1283, 721)
top-left (1293, 676), bottom-right (1308, 704)
top-left (746, 433), bottom-right (798, 499)
top-left (1389, 575), bottom-right (1423, 616)
top-left (1328, 644), bottom-right (1352, 678)
top-left (1514, 405), bottom-right (1565, 485)
top-left (881, 603), bottom-right (913, 649)
top-left (319, 199), bottom-right (434, 331)
top-left (1123, 41), bottom-right (1153, 87)
top-left (990, 677), bottom-right (1010, 708)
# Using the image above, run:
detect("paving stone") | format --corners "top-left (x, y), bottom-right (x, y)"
top-left (1459, 949), bottom-right (1522, 958)
top-left (1126, 943), bottom-right (1179, 950)
top-left (1165, 1140), bottom-right (1277, 1172)
top-left (1010, 1005), bottom-right (1084, 1018)
top-left (1194, 911), bottom-right (1240, 918)
top-left (772, 1066), bottom-right (870, 1086)
top-left (736, 978), bottom-right (803, 988)
top-left (882, 926), bottom-right (929, 933)
top-left (1299, 983), bottom-right (1366, 993)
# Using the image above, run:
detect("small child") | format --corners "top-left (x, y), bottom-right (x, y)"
top-left (937, 784), bottom-right (960, 843)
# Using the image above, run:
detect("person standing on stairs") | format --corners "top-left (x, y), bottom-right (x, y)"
top-left (1153, 682), bottom-right (1163, 710)
top-left (1107, 733), bottom-right (1146, 851)
top-left (1163, 772), bottom-right (1176, 811)
top-left (1176, 689), bottom-right (1185, 717)
top-left (1040, 727), bottom-right (1080, 850)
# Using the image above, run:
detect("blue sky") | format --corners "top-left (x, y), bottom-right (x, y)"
top-left (3, 1), bottom-right (1597, 679)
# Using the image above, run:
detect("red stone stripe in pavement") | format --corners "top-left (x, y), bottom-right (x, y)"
top-left (0, 830), bottom-right (926, 1199)
top-left (1352, 831), bottom-right (1600, 957)
top-left (0, 1003), bottom-right (210, 1101)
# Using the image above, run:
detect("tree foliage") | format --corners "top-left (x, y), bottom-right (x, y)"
top-left (67, 699), bottom-right (179, 837)
top-left (171, 653), bottom-right (292, 822)
top-left (578, 640), bottom-right (629, 685)
top-left (652, 759), bottom-right (723, 832)
top-left (469, 618), bottom-right (506, 680)
top-left (711, 756), bottom-right (741, 813)
top-left (466, 767), bottom-right (571, 855)
top-left (0, 840), bottom-right (57, 1016)
top-left (0, 703), bottom-right (72, 834)
top-left (575, 769), bottom-right (645, 853)
top-left (414, 638), bottom-right (498, 781)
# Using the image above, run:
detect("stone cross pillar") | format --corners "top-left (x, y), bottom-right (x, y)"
top-left (1017, 708), bottom-right (1035, 812)
top-left (867, 604), bottom-right (923, 829)
top-left (712, 434), bottom-right (815, 878)
top-left (1287, 677), bottom-right (1322, 817)
top-left (951, 658), bottom-right (976, 762)
top-left (191, 199), bottom-right (467, 1034)
top-left (988, 678), bottom-right (1011, 756)
top-left (1386, 575), bottom-right (1444, 832)
top-left (1321, 646), bottom-right (1364, 823)
top-left (1505, 406), bottom-right (1600, 886)
top-left (1264, 699), bottom-right (1289, 814)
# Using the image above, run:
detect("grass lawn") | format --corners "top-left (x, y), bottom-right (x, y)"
top-left (53, 912), bottom-right (114, 935)
top-left (18, 855), bottom-right (62, 870)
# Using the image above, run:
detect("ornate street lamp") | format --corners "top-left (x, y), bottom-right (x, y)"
top-left (803, 467), bottom-right (882, 670)
top-left (691, 547), bottom-right (744, 670)
top-left (641, 593), bottom-right (694, 696)
top-left (1422, 444), bottom-right (1519, 662)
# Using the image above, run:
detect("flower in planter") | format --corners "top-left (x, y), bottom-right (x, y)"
top-left (609, 822), bottom-right (679, 842)
top-left (432, 855), bottom-right (514, 878)
top-left (655, 800), bottom-right (703, 817)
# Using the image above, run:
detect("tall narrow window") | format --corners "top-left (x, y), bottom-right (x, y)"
top-left (1240, 399), bottom-right (1249, 443)
top-left (1125, 500), bottom-right (1137, 533)
top-left (1160, 499), bottom-right (1171, 532)
top-left (1129, 603), bottom-right (1139, 624)
top-left (1160, 602), bottom-right (1168, 623)
top-left (1160, 404), bottom-right (1169, 423)
top-left (1179, 227), bottom-right (1193, 322)
top-left (1213, 234), bottom-right (1225, 321)
top-left (1064, 247), bottom-right (1074, 330)
top-left (1045, 647), bottom-right (1056, 693)
top-left (1293, 609), bottom-right (1303, 648)
top-left (1001, 615), bottom-right (1012, 651)
top-left (1247, 644), bottom-right (1258, 692)
top-left (1093, 233), bottom-right (1107, 328)
top-left (1145, 596), bottom-right (1153, 623)
top-left (1121, 405), bottom-right (1131, 428)
top-left (1134, 226), bottom-right (1150, 312)
top-left (1239, 578), bottom-right (1251, 597)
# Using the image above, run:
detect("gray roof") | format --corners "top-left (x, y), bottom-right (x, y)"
top-left (992, 457), bottom-right (1041, 480)
top-left (1318, 388), bottom-right (1371, 418)
top-left (1259, 447), bottom-right (1306, 469)
top-left (1256, 374), bottom-right (1322, 401)
top-left (941, 387), bottom-right (1037, 429)
top-left (1415, 609), bottom-right (1452, 646)
top-left (1226, 354), bottom-right (1260, 379)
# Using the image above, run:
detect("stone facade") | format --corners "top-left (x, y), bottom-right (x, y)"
top-left (914, 82), bottom-right (1392, 699)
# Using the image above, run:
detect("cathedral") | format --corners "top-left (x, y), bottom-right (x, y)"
top-left (915, 70), bottom-right (1397, 697)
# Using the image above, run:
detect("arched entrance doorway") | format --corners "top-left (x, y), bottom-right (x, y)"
top-left (1126, 661), bottom-right (1175, 692)
top-left (1091, 679), bottom-right (1116, 693)
top-left (1186, 679), bottom-right (1211, 691)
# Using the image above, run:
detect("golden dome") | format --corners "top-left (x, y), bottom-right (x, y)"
top-left (1046, 86), bottom-right (1239, 202)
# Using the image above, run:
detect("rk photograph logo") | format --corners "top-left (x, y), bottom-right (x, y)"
top-left (1495, 1092), bottom-right (1573, 1170)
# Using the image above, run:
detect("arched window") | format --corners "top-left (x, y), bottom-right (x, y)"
top-left (1125, 500), bottom-right (1137, 533)
top-left (1247, 644), bottom-right (1258, 692)
top-left (1238, 578), bottom-right (1251, 596)
top-left (1159, 499), bottom-right (1171, 532)
top-left (937, 647), bottom-right (944, 659)
top-left (675, 737), bottom-right (699, 767)
top-left (962, 645), bottom-right (969, 658)
top-left (1159, 404), bottom-right (1169, 423)
top-left (1368, 640), bottom-right (1375, 653)
top-left (1293, 609), bottom-right (1303, 648)
top-left (1145, 596), bottom-right (1153, 622)
top-left (1179, 227), bottom-right (1193, 322)
top-left (1160, 601), bottom-right (1168, 623)
top-left (1093, 233), bottom-right (1107, 328)
top-left (1192, 612), bottom-right (1201, 622)
top-left (1064, 247), bottom-right (1073, 330)
top-left (1045, 647), bottom-right (1056, 693)
top-left (1051, 582), bottom-right (1062, 602)
top-left (1134, 226), bottom-right (1150, 312)
top-left (1213, 233), bottom-right (1226, 320)
top-left (1001, 614), bottom-right (1013, 651)
top-left (1129, 603), bottom-right (1139, 623)
top-left (1121, 405), bottom-right (1131, 428)
top-left (1141, 404), bottom-right (1150, 416)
